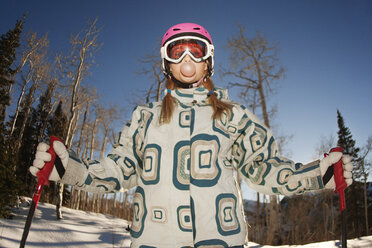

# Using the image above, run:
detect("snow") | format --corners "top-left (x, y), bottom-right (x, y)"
top-left (1, 199), bottom-right (371, 248)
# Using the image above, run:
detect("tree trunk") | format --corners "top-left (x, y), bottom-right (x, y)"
top-left (90, 117), bottom-right (99, 160)
top-left (99, 130), bottom-right (108, 159)
top-left (57, 51), bottom-right (85, 220)
top-left (65, 53), bottom-right (85, 147)
top-left (56, 183), bottom-right (63, 219)
top-left (71, 102), bottom-right (84, 213)
top-left (363, 170), bottom-right (369, 235)
top-left (14, 83), bottom-right (38, 152)
top-left (9, 75), bottom-right (29, 137)
top-left (76, 107), bottom-right (89, 156)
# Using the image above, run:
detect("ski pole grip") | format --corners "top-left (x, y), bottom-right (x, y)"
top-left (329, 147), bottom-right (347, 211)
top-left (36, 136), bottom-right (63, 186)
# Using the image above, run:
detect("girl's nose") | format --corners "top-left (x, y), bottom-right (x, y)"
top-left (182, 54), bottom-right (192, 62)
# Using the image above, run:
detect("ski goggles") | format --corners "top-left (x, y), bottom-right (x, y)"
top-left (161, 36), bottom-right (214, 64)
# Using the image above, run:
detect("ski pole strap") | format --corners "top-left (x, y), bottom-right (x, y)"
top-left (322, 164), bottom-right (334, 186)
top-left (54, 156), bottom-right (65, 179)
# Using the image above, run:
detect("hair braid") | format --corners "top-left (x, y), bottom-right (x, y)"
top-left (203, 78), bottom-right (232, 119)
top-left (160, 79), bottom-right (176, 124)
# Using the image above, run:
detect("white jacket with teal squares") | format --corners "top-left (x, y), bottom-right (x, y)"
top-left (61, 86), bottom-right (325, 248)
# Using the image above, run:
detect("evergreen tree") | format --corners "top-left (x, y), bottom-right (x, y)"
top-left (0, 17), bottom-right (24, 218)
top-left (17, 82), bottom-right (55, 197)
top-left (337, 110), bottom-right (360, 165)
top-left (48, 101), bottom-right (67, 139)
top-left (18, 106), bottom-right (38, 195)
top-left (16, 100), bottom-right (69, 206)
top-left (0, 17), bottom-right (24, 125)
top-left (336, 110), bottom-right (364, 237)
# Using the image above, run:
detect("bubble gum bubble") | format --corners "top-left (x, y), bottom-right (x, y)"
top-left (181, 62), bottom-right (196, 77)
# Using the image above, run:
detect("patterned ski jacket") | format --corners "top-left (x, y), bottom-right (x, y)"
top-left (61, 86), bottom-right (325, 248)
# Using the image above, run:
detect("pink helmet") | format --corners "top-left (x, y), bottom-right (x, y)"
top-left (161, 23), bottom-right (213, 46)
top-left (161, 23), bottom-right (215, 77)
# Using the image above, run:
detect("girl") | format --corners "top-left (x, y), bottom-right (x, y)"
top-left (30, 23), bottom-right (353, 248)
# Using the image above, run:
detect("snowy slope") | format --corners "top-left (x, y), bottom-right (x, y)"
top-left (1, 199), bottom-right (371, 248)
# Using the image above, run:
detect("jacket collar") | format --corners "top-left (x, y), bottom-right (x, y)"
top-left (165, 86), bottom-right (229, 105)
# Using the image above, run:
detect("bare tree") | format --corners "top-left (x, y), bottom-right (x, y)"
top-left (57, 17), bottom-right (102, 147)
top-left (99, 104), bottom-right (121, 159)
top-left (137, 52), bottom-right (166, 103)
top-left (89, 103), bottom-right (103, 160)
top-left (359, 135), bottom-right (372, 235)
top-left (9, 32), bottom-right (49, 139)
top-left (314, 134), bottom-right (336, 158)
top-left (55, 18), bottom-right (102, 219)
top-left (73, 86), bottom-right (99, 154)
top-left (225, 26), bottom-right (284, 126)
top-left (225, 25), bottom-right (285, 244)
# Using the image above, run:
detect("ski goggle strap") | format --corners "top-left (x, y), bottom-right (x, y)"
top-left (161, 36), bottom-right (214, 64)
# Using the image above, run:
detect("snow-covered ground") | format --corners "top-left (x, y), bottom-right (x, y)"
top-left (0, 199), bottom-right (371, 248)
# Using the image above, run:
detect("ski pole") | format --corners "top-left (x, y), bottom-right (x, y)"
top-left (326, 147), bottom-right (347, 248)
top-left (20, 136), bottom-right (62, 248)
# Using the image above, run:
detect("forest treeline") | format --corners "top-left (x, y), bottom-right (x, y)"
top-left (0, 16), bottom-right (371, 245)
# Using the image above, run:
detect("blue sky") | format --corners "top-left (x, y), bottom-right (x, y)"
top-left (2, 0), bottom-right (372, 187)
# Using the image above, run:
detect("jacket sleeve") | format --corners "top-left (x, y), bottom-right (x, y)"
top-left (230, 104), bottom-right (325, 196)
top-left (60, 107), bottom-right (144, 193)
